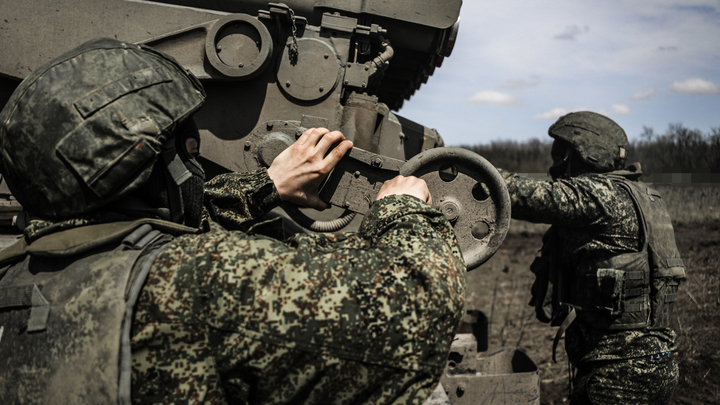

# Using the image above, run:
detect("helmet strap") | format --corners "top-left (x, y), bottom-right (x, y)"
top-left (160, 139), bottom-right (192, 223)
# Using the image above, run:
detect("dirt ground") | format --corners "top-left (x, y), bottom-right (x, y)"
top-left (465, 220), bottom-right (720, 405)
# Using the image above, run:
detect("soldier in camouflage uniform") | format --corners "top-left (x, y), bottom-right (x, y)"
top-left (499, 112), bottom-right (685, 405)
top-left (0, 38), bottom-right (466, 405)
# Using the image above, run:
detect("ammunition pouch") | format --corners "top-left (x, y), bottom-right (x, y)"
top-left (650, 261), bottom-right (685, 329)
top-left (573, 251), bottom-right (651, 330)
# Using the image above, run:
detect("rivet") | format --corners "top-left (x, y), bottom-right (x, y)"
top-left (285, 81), bottom-right (291, 87)
top-left (324, 54), bottom-right (329, 59)
top-left (440, 201), bottom-right (460, 222)
top-left (319, 87), bottom-right (324, 92)
top-left (244, 141), bottom-right (252, 150)
top-left (354, 171), bottom-right (360, 178)
top-left (239, 63), bottom-right (244, 68)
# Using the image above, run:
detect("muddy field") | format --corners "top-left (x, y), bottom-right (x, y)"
top-left (465, 219), bottom-right (720, 405)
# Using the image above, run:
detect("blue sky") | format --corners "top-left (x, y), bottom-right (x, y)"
top-left (398, 1), bottom-right (720, 146)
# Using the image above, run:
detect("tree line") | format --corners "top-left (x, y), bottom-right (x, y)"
top-left (460, 124), bottom-right (720, 180)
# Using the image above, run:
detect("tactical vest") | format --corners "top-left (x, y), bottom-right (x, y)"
top-left (0, 219), bottom-right (194, 405)
top-left (528, 176), bottom-right (686, 360)
top-left (568, 176), bottom-right (686, 331)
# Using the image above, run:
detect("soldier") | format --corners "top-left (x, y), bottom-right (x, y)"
top-left (499, 111), bottom-right (685, 405)
top-left (0, 38), bottom-right (466, 404)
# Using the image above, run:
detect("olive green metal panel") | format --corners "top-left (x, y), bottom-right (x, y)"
top-left (0, 0), bottom-right (223, 81)
top-left (148, 0), bottom-right (462, 29)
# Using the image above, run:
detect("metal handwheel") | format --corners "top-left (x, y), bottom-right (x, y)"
top-left (400, 147), bottom-right (511, 270)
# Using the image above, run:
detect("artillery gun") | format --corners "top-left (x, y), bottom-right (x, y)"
top-left (0, 1), bottom-right (539, 403)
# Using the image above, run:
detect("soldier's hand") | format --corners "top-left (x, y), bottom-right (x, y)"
top-left (268, 127), bottom-right (353, 210)
top-left (376, 175), bottom-right (432, 206)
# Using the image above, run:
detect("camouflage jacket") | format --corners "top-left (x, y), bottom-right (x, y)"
top-left (13, 168), bottom-right (464, 404)
top-left (127, 168), bottom-right (466, 404)
top-left (500, 169), bottom-right (677, 366)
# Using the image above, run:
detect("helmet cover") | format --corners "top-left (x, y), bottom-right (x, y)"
top-left (0, 38), bottom-right (206, 219)
top-left (548, 111), bottom-right (629, 173)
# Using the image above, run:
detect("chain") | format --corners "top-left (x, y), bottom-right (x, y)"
top-left (288, 7), bottom-right (299, 65)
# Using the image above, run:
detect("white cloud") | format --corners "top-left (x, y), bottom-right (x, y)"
top-left (553, 25), bottom-right (589, 40)
top-left (612, 104), bottom-right (631, 115)
top-left (534, 105), bottom-right (628, 122)
top-left (468, 91), bottom-right (519, 106)
top-left (454, 1), bottom-right (720, 79)
top-left (599, 104), bottom-right (631, 115)
top-left (669, 78), bottom-right (720, 94)
top-left (533, 107), bottom-right (584, 120)
top-left (499, 78), bottom-right (540, 89)
top-left (631, 89), bottom-right (657, 100)
top-left (401, 1), bottom-right (720, 145)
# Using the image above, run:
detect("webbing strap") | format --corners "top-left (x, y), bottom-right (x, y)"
top-left (118, 242), bottom-right (170, 405)
top-left (122, 224), bottom-right (154, 247)
top-left (625, 287), bottom-right (650, 298)
top-left (74, 67), bottom-right (171, 118)
top-left (552, 306), bottom-right (576, 363)
top-left (160, 142), bottom-right (188, 223)
top-left (121, 224), bottom-right (160, 250)
top-left (0, 284), bottom-right (50, 332)
top-left (665, 293), bottom-right (677, 303)
top-left (625, 302), bottom-right (645, 312)
top-left (164, 150), bottom-right (191, 186)
top-left (666, 258), bottom-right (683, 268)
top-left (625, 271), bottom-right (645, 280)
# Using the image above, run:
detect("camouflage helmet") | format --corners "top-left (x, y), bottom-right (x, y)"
top-left (0, 38), bottom-right (206, 219)
top-left (548, 111), bottom-right (629, 173)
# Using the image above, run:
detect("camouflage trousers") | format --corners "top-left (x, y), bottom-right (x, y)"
top-left (570, 352), bottom-right (678, 405)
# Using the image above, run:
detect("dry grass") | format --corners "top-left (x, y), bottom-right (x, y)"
top-left (667, 219), bottom-right (720, 405)
top-left (655, 185), bottom-right (720, 226)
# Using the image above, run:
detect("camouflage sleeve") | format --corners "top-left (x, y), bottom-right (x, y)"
top-left (499, 169), bottom-right (614, 227)
top-left (280, 193), bottom-right (467, 373)
top-left (360, 194), bottom-right (464, 261)
top-left (202, 168), bottom-right (282, 231)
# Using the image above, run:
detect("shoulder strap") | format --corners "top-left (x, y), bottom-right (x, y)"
top-left (608, 175), bottom-right (649, 252)
top-left (118, 235), bottom-right (171, 405)
top-left (552, 305), bottom-right (577, 363)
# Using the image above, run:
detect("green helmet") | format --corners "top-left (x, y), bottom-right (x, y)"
top-left (0, 38), bottom-right (206, 219)
top-left (548, 111), bottom-right (629, 173)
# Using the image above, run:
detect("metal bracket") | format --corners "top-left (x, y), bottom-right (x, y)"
top-left (343, 62), bottom-right (372, 88)
top-left (319, 147), bottom-right (405, 213)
